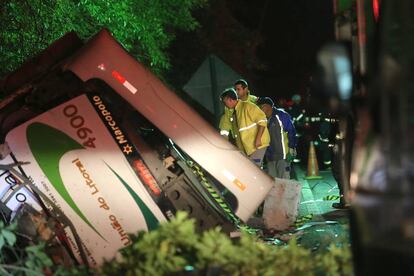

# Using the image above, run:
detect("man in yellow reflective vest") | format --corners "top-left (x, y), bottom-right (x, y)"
top-left (219, 79), bottom-right (258, 142)
top-left (220, 88), bottom-right (270, 167)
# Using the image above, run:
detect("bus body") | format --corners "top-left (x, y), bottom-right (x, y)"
top-left (0, 29), bottom-right (274, 266)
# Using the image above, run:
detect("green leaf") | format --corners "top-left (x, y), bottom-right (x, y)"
top-left (2, 229), bottom-right (16, 246)
top-left (0, 0), bottom-right (208, 79)
top-left (0, 235), bottom-right (4, 250)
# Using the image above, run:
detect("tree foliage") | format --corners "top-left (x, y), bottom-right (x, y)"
top-left (0, 211), bottom-right (352, 275)
top-left (100, 212), bottom-right (353, 276)
top-left (0, 0), bottom-right (207, 78)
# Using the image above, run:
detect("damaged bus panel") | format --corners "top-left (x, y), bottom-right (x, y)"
top-left (0, 29), bottom-right (274, 266)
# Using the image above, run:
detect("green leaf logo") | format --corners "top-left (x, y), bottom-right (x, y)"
top-left (27, 122), bottom-right (106, 241)
top-left (106, 165), bottom-right (159, 231)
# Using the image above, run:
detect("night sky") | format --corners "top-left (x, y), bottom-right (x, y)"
top-left (168, 0), bottom-right (335, 102)
top-left (255, 0), bottom-right (335, 98)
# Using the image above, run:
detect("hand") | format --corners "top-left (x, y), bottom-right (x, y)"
top-left (255, 139), bottom-right (262, 149)
top-left (289, 148), bottom-right (297, 157)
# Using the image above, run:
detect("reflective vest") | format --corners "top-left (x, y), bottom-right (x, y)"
top-left (266, 107), bottom-right (296, 161)
top-left (219, 94), bottom-right (257, 138)
top-left (233, 100), bottom-right (270, 156)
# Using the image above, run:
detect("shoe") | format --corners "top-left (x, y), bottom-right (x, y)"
top-left (332, 202), bottom-right (349, 209)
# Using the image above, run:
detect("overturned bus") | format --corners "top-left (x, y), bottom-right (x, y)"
top-left (0, 29), bottom-right (275, 266)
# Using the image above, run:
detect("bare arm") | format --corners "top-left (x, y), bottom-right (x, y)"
top-left (255, 125), bottom-right (265, 148)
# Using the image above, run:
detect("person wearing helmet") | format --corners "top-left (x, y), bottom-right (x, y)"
top-left (288, 94), bottom-right (306, 164)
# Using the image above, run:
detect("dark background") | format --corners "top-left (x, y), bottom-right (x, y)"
top-left (167, 0), bottom-right (335, 102)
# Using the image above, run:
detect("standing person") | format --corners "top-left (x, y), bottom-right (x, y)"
top-left (257, 97), bottom-right (297, 179)
top-left (331, 111), bottom-right (354, 209)
top-left (234, 79), bottom-right (257, 103)
top-left (317, 112), bottom-right (334, 170)
top-left (219, 79), bottom-right (257, 141)
top-left (288, 94), bottom-right (306, 164)
top-left (220, 88), bottom-right (270, 167)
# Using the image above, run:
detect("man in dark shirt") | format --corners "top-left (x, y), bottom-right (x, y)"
top-left (258, 97), bottom-right (297, 179)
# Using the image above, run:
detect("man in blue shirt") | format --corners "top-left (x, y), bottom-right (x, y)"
top-left (257, 97), bottom-right (297, 179)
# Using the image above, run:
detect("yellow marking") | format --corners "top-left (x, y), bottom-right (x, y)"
top-left (233, 179), bottom-right (246, 191)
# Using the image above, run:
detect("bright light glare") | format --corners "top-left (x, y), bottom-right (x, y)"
top-left (334, 57), bottom-right (352, 100)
